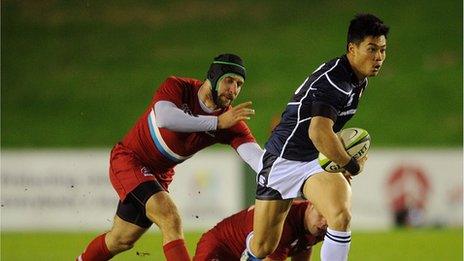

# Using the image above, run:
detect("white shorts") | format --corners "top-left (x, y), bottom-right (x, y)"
top-left (256, 151), bottom-right (324, 200)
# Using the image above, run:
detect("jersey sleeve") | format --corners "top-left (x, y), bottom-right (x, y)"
top-left (153, 76), bottom-right (184, 106)
top-left (217, 120), bottom-right (256, 150)
top-left (306, 79), bottom-right (349, 122)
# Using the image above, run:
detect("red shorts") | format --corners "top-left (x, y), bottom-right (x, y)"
top-left (109, 143), bottom-right (174, 201)
top-left (193, 231), bottom-right (238, 261)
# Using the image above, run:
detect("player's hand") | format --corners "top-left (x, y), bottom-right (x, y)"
top-left (217, 101), bottom-right (255, 129)
top-left (357, 155), bottom-right (368, 173)
top-left (343, 155), bottom-right (368, 179)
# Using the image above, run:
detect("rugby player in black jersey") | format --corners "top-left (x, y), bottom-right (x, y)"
top-left (242, 13), bottom-right (389, 261)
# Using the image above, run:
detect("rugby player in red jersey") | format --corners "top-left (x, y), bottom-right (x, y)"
top-left (77, 54), bottom-right (263, 261)
top-left (194, 200), bottom-right (327, 261)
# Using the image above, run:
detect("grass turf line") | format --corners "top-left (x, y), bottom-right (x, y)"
top-left (1, 228), bottom-right (462, 260)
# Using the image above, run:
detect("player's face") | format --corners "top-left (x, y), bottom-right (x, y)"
top-left (305, 204), bottom-right (328, 236)
top-left (349, 35), bottom-right (387, 79)
top-left (216, 74), bottom-right (244, 108)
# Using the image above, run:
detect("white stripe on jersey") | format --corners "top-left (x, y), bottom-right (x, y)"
top-left (325, 74), bottom-right (352, 95)
top-left (148, 109), bottom-right (191, 162)
top-left (339, 109), bottom-right (357, 116)
top-left (298, 117), bottom-right (312, 124)
top-left (279, 59), bottom-right (345, 158)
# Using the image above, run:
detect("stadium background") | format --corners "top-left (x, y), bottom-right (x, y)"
top-left (1, 0), bottom-right (462, 260)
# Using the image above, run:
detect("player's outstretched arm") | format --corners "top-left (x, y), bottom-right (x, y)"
top-left (155, 101), bottom-right (218, 132)
top-left (217, 101), bottom-right (255, 129)
top-left (237, 142), bottom-right (264, 173)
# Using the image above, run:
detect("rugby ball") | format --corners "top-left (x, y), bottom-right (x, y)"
top-left (318, 127), bottom-right (371, 173)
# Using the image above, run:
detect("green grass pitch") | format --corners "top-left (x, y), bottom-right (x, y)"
top-left (1, 228), bottom-right (462, 260)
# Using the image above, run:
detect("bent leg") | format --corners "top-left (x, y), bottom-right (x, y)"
top-left (249, 199), bottom-right (293, 258)
top-left (77, 215), bottom-right (147, 261)
top-left (303, 172), bottom-right (352, 230)
top-left (145, 191), bottom-right (190, 261)
top-left (303, 172), bottom-right (352, 261)
top-left (106, 215), bottom-right (148, 254)
top-left (77, 233), bottom-right (113, 261)
top-left (145, 191), bottom-right (184, 244)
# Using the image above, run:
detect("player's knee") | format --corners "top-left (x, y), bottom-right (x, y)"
top-left (147, 208), bottom-right (183, 237)
top-left (114, 239), bottom-right (135, 252)
top-left (327, 208), bottom-right (351, 230)
top-left (160, 217), bottom-right (182, 234)
top-left (106, 232), bottom-right (136, 253)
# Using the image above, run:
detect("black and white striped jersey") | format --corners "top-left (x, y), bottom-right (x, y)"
top-left (265, 55), bottom-right (368, 162)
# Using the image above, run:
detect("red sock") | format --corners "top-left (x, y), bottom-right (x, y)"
top-left (163, 239), bottom-right (190, 261)
top-left (77, 233), bottom-right (113, 261)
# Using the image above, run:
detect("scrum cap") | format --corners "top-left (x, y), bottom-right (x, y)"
top-left (207, 54), bottom-right (246, 104)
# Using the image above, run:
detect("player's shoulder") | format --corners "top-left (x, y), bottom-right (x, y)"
top-left (163, 76), bottom-right (202, 87)
top-left (313, 55), bottom-right (355, 95)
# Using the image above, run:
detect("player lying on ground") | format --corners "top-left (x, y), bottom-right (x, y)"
top-left (77, 54), bottom-right (263, 261)
top-left (242, 13), bottom-right (389, 261)
top-left (194, 200), bottom-right (327, 261)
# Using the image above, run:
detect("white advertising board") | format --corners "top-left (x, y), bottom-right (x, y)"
top-left (351, 149), bottom-right (462, 230)
top-left (1, 149), bottom-right (243, 231)
top-left (1, 149), bottom-right (462, 231)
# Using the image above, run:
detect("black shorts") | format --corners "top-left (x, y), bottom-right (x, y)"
top-left (116, 181), bottom-right (164, 228)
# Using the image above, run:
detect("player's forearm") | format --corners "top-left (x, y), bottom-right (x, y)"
top-left (309, 116), bottom-right (351, 166)
top-left (154, 101), bottom-right (218, 132)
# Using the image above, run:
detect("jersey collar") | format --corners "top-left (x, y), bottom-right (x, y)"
top-left (341, 54), bottom-right (367, 87)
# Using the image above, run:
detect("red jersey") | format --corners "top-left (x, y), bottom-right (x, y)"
top-left (120, 76), bottom-right (256, 174)
top-left (205, 201), bottom-right (324, 260)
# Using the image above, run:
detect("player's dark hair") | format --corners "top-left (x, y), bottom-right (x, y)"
top-left (207, 53), bottom-right (246, 105)
top-left (346, 13), bottom-right (389, 51)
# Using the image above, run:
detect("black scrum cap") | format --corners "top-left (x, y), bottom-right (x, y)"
top-left (207, 54), bottom-right (246, 105)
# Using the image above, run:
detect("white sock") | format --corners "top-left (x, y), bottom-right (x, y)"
top-left (321, 228), bottom-right (351, 261)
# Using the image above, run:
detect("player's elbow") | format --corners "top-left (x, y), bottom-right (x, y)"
top-left (154, 102), bottom-right (175, 129)
top-left (309, 116), bottom-right (334, 143)
top-left (308, 129), bottom-right (317, 143)
top-left (155, 115), bottom-right (170, 129)
top-left (308, 126), bottom-right (324, 147)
